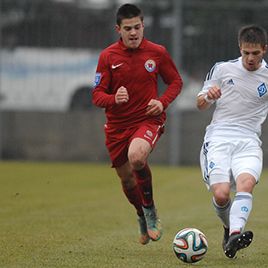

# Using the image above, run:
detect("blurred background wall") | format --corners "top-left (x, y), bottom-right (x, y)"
top-left (1, 0), bottom-right (268, 165)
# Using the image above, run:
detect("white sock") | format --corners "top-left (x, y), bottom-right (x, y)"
top-left (213, 197), bottom-right (231, 228)
top-left (229, 192), bottom-right (252, 234)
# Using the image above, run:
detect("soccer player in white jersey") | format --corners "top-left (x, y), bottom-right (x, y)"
top-left (197, 24), bottom-right (268, 259)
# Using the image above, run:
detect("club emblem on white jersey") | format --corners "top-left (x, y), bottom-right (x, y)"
top-left (257, 83), bottom-right (267, 97)
top-left (209, 161), bottom-right (215, 169)
top-left (144, 59), bottom-right (156, 72)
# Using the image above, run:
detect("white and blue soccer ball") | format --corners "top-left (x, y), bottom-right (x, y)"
top-left (173, 228), bottom-right (208, 263)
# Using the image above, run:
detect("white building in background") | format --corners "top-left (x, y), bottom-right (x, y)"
top-left (0, 48), bottom-right (99, 111)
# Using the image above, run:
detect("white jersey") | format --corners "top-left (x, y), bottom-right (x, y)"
top-left (198, 57), bottom-right (268, 139)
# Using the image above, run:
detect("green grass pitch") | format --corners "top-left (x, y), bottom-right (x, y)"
top-left (0, 161), bottom-right (267, 267)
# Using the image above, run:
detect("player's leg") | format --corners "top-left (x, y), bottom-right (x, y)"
top-left (105, 127), bottom-right (144, 218)
top-left (128, 123), bottom-right (164, 209)
top-left (200, 141), bottom-right (232, 249)
top-left (116, 161), bottom-right (144, 216)
top-left (105, 125), bottom-right (150, 244)
top-left (211, 183), bottom-right (231, 226)
top-left (128, 136), bottom-right (162, 241)
top-left (229, 173), bottom-right (256, 235)
top-left (230, 139), bottom-right (262, 233)
top-left (224, 173), bottom-right (256, 258)
top-left (115, 162), bottom-right (150, 245)
top-left (225, 141), bottom-right (262, 258)
top-left (128, 138), bottom-right (153, 207)
top-left (210, 183), bottom-right (231, 249)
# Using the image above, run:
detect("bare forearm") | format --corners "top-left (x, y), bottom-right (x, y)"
top-left (197, 86), bottom-right (221, 111)
top-left (197, 95), bottom-right (213, 110)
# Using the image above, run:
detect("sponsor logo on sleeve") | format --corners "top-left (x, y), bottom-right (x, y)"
top-left (94, 73), bottom-right (101, 87)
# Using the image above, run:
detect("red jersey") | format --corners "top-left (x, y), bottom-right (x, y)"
top-left (92, 38), bottom-right (183, 128)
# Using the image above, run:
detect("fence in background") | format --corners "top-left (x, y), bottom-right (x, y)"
top-left (2, 0), bottom-right (268, 81)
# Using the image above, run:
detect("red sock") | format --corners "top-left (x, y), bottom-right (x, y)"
top-left (122, 184), bottom-right (143, 216)
top-left (134, 164), bottom-right (153, 208)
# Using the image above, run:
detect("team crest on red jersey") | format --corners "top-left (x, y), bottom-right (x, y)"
top-left (144, 130), bottom-right (153, 141)
top-left (146, 130), bottom-right (153, 137)
top-left (144, 59), bottom-right (156, 72)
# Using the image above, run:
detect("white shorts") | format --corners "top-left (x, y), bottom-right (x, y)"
top-left (200, 137), bottom-right (263, 191)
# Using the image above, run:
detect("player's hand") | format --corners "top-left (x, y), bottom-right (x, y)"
top-left (115, 86), bottom-right (129, 104)
top-left (146, 99), bottom-right (163, 116)
top-left (206, 86), bottom-right (221, 101)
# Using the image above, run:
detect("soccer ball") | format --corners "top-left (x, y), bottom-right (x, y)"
top-left (173, 228), bottom-right (208, 263)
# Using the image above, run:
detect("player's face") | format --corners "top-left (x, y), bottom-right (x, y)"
top-left (116, 16), bottom-right (144, 49)
top-left (240, 42), bottom-right (267, 71)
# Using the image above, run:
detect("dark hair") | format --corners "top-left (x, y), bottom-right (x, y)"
top-left (238, 24), bottom-right (268, 47)
top-left (116, 3), bottom-right (143, 26)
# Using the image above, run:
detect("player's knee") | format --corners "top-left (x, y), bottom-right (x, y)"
top-left (236, 176), bottom-right (256, 193)
top-left (130, 158), bottom-right (145, 170)
top-left (213, 190), bottom-right (230, 207)
top-left (128, 152), bottom-right (146, 170)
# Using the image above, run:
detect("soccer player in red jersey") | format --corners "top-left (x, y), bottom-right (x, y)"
top-left (92, 3), bottom-right (183, 245)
